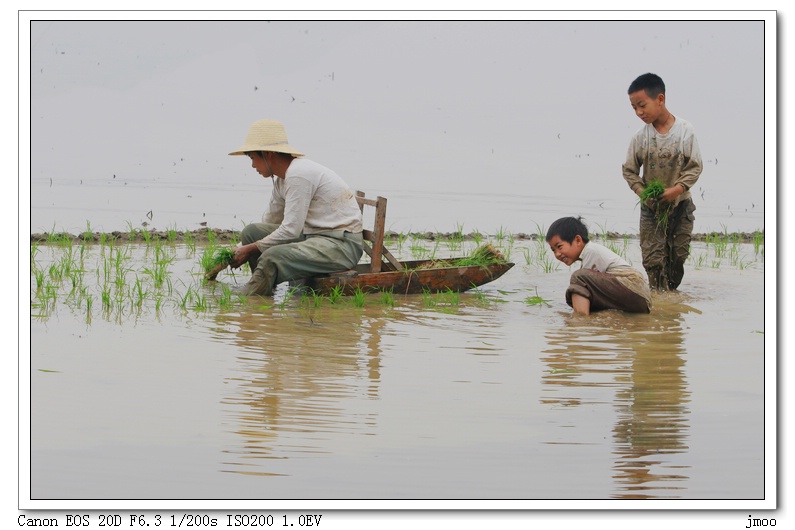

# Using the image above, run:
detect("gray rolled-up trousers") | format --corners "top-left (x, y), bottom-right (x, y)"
top-left (639, 198), bottom-right (696, 291)
top-left (240, 223), bottom-right (364, 295)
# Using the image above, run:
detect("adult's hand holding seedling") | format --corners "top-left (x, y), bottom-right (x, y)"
top-left (230, 243), bottom-right (261, 269)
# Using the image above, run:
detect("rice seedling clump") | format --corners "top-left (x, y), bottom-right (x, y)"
top-left (639, 179), bottom-right (672, 230)
top-left (420, 243), bottom-right (507, 269)
top-left (203, 247), bottom-right (236, 274)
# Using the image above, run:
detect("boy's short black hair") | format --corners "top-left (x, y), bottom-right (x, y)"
top-left (628, 72), bottom-right (666, 99)
top-left (546, 216), bottom-right (590, 244)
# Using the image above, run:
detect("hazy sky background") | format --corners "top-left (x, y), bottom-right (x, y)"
top-left (25, 15), bottom-right (771, 236)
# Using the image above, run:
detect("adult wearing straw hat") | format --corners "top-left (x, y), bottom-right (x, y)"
top-left (228, 120), bottom-right (364, 296)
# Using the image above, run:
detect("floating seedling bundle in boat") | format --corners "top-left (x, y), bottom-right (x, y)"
top-left (419, 243), bottom-right (507, 269)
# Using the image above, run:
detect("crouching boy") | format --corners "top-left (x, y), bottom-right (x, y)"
top-left (546, 217), bottom-right (651, 315)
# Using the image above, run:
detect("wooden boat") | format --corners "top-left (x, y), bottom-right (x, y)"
top-left (300, 192), bottom-right (514, 295)
top-left (300, 259), bottom-right (514, 295)
top-left (205, 191), bottom-right (515, 294)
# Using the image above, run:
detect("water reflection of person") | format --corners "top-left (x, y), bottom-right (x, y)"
top-left (210, 304), bottom-right (385, 476)
top-left (541, 297), bottom-right (699, 499)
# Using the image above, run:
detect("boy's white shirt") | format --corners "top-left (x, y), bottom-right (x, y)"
top-left (577, 242), bottom-right (632, 272)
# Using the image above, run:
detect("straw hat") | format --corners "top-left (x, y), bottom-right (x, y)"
top-left (228, 119), bottom-right (304, 157)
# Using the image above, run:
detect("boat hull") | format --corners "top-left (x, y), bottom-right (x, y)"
top-left (300, 260), bottom-right (515, 295)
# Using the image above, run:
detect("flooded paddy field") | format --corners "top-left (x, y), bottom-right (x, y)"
top-left (26, 230), bottom-right (768, 503)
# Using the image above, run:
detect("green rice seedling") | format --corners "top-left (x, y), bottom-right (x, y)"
top-left (420, 287), bottom-right (460, 314)
top-left (453, 222), bottom-right (465, 241)
top-left (540, 254), bottom-right (559, 273)
top-left (447, 243), bottom-right (506, 267)
top-left (101, 284), bottom-right (112, 311)
top-left (421, 288), bottom-right (437, 309)
top-left (521, 247), bottom-right (535, 266)
top-left (111, 248), bottom-right (131, 288)
top-left (192, 291), bottom-right (209, 311)
top-left (125, 221), bottom-right (137, 242)
top-left (441, 287), bottom-right (460, 307)
top-left (81, 221), bottom-right (93, 242)
top-left (276, 286), bottom-right (300, 310)
top-left (143, 246), bottom-right (174, 288)
top-left (67, 271), bottom-right (82, 298)
top-left (469, 285), bottom-right (489, 303)
top-left (605, 239), bottom-right (628, 260)
top-left (166, 225), bottom-right (178, 243)
top-left (394, 231), bottom-right (408, 252)
top-left (752, 230), bottom-right (764, 255)
top-left (729, 243), bottom-right (741, 266)
top-left (302, 289), bottom-right (324, 308)
top-left (328, 285), bottom-right (344, 304)
top-left (141, 228), bottom-right (153, 244)
top-left (131, 276), bottom-right (147, 308)
top-left (183, 230), bottom-right (196, 253)
top-left (84, 293), bottom-right (93, 318)
top-left (499, 244), bottom-right (512, 262)
top-left (48, 262), bottom-right (64, 282)
top-left (690, 252), bottom-right (707, 269)
top-left (45, 224), bottom-right (59, 244)
top-left (471, 229), bottom-right (483, 245)
top-left (639, 179), bottom-right (671, 229)
top-left (428, 240), bottom-right (441, 260)
top-left (445, 236), bottom-right (463, 254)
top-left (32, 266), bottom-right (45, 290)
top-left (57, 247), bottom-right (77, 277)
top-left (494, 226), bottom-right (507, 243)
top-left (312, 289), bottom-right (327, 307)
top-left (178, 286), bottom-right (194, 311)
top-left (154, 293), bottom-right (165, 313)
top-left (217, 283), bottom-right (234, 310)
top-left (380, 288), bottom-right (395, 307)
top-left (99, 253), bottom-right (111, 283)
top-left (524, 287), bottom-right (551, 306)
top-left (709, 232), bottom-right (728, 259)
top-left (202, 247), bottom-right (236, 273)
top-left (77, 241), bottom-right (89, 264)
top-left (410, 244), bottom-right (428, 260)
top-left (351, 286), bottom-right (367, 307)
top-left (532, 222), bottom-right (546, 240)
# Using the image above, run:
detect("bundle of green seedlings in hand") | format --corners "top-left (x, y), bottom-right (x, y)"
top-left (205, 247), bottom-right (236, 272)
top-left (639, 179), bottom-right (672, 230)
top-left (203, 247), bottom-right (236, 280)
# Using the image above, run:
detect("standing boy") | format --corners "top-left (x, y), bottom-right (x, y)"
top-left (623, 73), bottom-right (703, 291)
top-left (546, 217), bottom-right (651, 316)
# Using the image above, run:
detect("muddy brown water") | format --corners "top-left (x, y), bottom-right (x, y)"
top-left (26, 238), bottom-right (766, 504)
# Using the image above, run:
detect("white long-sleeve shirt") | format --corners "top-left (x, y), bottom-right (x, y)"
top-left (256, 158), bottom-right (363, 252)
